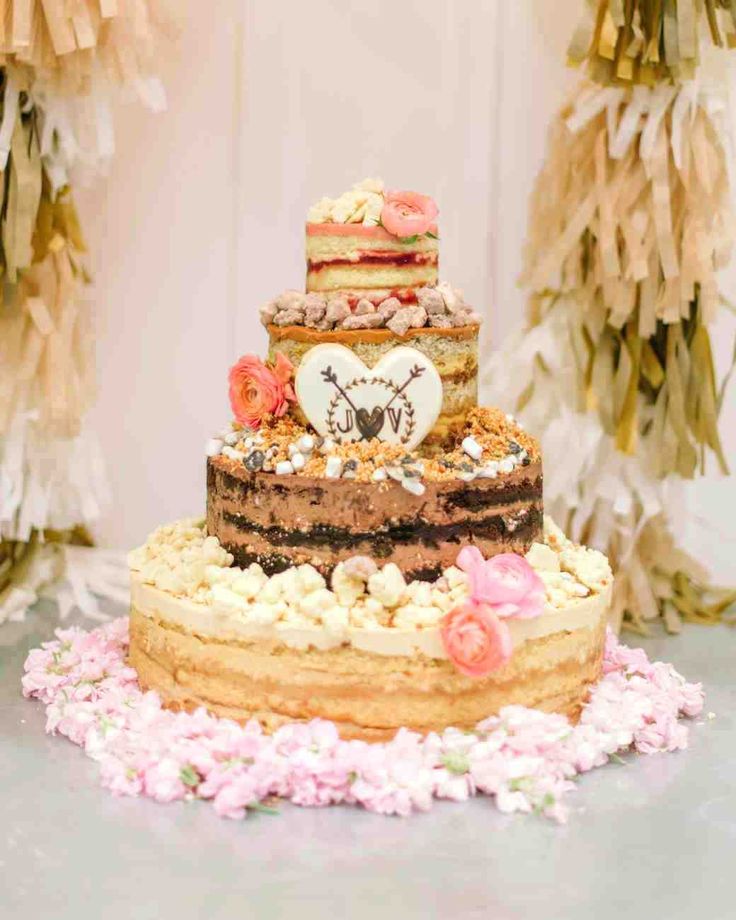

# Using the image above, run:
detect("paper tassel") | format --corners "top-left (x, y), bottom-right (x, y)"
top-left (0, 158), bottom-right (92, 443)
top-left (0, 0), bottom-right (177, 96)
top-left (482, 323), bottom-right (736, 634)
top-left (0, 413), bottom-right (109, 541)
top-left (0, 0), bottom-right (173, 626)
top-left (521, 79), bottom-right (736, 481)
top-left (486, 73), bottom-right (736, 632)
top-left (569, 0), bottom-right (736, 84)
top-left (0, 537), bottom-right (128, 625)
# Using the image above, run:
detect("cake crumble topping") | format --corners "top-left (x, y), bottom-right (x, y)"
top-left (261, 284), bottom-right (482, 333)
top-left (206, 407), bottom-right (541, 493)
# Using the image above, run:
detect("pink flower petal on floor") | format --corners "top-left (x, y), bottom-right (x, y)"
top-left (20, 621), bottom-right (704, 824)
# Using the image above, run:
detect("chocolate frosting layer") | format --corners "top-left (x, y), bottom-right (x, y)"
top-left (207, 456), bottom-right (544, 580)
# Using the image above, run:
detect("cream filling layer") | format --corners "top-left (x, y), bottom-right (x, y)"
top-left (131, 575), bottom-right (611, 660)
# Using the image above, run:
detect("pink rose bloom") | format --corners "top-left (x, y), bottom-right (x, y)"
top-left (228, 352), bottom-right (296, 429)
top-left (440, 602), bottom-right (512, 678)
top-left (457, 547), bottom-right (545, 620)
top-left (381, 190), bottom-right (438, 238)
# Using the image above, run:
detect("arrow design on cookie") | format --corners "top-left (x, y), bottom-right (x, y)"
top-left (321, 364), bottom-right (426, 440)
top-left (380, 364), bottom-right (425, 413)
top-left (321, 366), bottom-right (382, 439)
top-left (296, 344), bottom-right (443, 450)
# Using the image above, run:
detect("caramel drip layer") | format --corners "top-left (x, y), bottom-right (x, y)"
top-left (268, 323), bottom-right (479, 345)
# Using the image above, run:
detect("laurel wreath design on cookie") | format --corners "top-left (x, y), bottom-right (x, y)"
top-left (322, 365), bottom-right (423, 444)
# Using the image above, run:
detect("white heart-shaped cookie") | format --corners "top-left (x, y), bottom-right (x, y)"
top-left (295, 344), bottom-right (443, 449)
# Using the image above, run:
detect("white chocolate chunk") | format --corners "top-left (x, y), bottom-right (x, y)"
top-left (461, 436), bottom-right (483, 461)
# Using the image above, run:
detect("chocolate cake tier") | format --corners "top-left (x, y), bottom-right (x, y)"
top-left (268, 323), bottom-right (478, 450)
top-left (206, 454), bottom-right (543, 581)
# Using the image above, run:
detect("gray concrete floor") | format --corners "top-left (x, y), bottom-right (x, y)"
top-left (1, 600), bottom-right (734, 920)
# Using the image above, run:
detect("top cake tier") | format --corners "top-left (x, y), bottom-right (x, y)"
top-left (261, 178), bottom-right (480, 336)
top-left (305, 178), bottom-right (439, 306)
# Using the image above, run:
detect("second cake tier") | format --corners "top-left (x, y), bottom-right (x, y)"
top-left (268, 323), bottom-right (478, 449)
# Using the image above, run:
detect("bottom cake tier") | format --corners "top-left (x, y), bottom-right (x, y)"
top-left (127, 518), bottom-right (612, 741)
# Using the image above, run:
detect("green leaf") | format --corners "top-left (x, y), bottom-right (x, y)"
top-left (222, 756), bottom-right (255, 770)
top-left (509, 776), bottom-right (532, 792)
top-left (533, 792), bottom-right (557, 815)
top-left (180, 764), bottom-right (200, 788)
top-left (97, 714), bottom-right (116, 736)
top-left (425, 231), bottom-right (439, 240)
top-left (440, 751), bottom-right (470, 775)
top-left (248, 801), bottom-right (280, 816)
top-left (399, 235), bottom-right (419, 244)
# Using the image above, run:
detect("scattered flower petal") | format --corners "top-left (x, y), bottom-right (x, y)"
top-left (21, 620), bottom-right (704, 824)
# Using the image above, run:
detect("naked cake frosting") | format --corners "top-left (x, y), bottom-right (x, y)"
top-left (206, 408), bottom-right (543, 580)
top-left (128, 177), bottom-right (613, 742)
top-left (128, 517), bottom-right (611, 741)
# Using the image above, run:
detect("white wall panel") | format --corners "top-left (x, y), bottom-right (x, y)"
top-left (234, 0), bottom-right (502, 355)
top-left (79, 0), bottom-right (239, 544)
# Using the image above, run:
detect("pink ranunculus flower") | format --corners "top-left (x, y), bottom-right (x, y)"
top-left (228, 352), bottom-right (296, 429)
top-left (380, 189), bottom-right (438, 238)
top-left (440, 602), bottom-right (512, 678)
top-left (457, 547), bottom-right (545, 620)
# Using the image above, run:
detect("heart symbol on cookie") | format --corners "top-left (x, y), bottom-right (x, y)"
top-left (355, 406), bottom-right (385, 440)
top-left (295, 344), bottom-right (443, 449)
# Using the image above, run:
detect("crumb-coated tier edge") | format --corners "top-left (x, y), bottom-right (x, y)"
top-left (206, 454), bottom-right (544, 580)
top-left (128, 587), bottom-right (609, 742)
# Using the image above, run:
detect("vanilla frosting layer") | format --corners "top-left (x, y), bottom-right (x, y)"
top-left (128, 516), bottom-right (612, 739)
top-left (131, 576), bottom-right (611, 660)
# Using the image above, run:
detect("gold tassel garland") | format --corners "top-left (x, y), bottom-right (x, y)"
top-left (0, 72), bottom-right (91, 443)
top-left (508, 66), bottom-right (736, 633)
top-left (602, 511), bottom-right (736, 633)
top-left (0, 0), bottom-right (176, 93)
top-left (569, 0), bottom-right (736, 84)
top-left (0, 0), bottom-right (173, 621)
top-left (522, 81), bottom-right (735, 481)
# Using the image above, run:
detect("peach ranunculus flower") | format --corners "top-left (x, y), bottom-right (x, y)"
top-left (440, 602), bottom-right (512, 678)
top-left (457, 546), bottom-right (545, 621)
top-left (228, 352), bottom-right (296, 429)
top-left (380, 189), bottom-right (439, 238)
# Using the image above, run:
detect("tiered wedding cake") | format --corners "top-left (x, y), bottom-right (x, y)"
top-left (128, 179), bottom-right (612, 740)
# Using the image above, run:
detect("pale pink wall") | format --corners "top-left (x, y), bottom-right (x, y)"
top-left (78, 0), bottom-right (735, 578)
